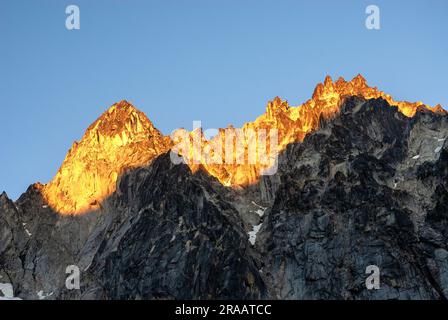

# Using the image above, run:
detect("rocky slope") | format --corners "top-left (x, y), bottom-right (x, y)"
top-left (1, 77), bottom-right (448, 300)
top-left (260, 97), bottom-right (448, 299)
top-left (39, 75), bottom-right (445, 215)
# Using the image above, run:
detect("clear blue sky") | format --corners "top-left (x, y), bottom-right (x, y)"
top-left (1, 0), bottom-right (447, 200)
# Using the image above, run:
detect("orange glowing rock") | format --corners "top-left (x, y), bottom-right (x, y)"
top-left (41, 76), bottom-right (445, 214)
top-left (41, 100), bottom-right (171, 214)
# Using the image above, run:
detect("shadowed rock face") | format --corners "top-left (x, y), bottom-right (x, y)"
top-left (1, 154), bottom-right (266, 300)
top-left (260, 97), bottom-right (448, 299)
top-left (1, 97), bottom-right (448, 300)
top-left (82, 154), bottom-right (266, 299)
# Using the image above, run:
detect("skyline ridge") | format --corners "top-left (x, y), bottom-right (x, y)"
top-left (15, 74), bottom-right (447, 214)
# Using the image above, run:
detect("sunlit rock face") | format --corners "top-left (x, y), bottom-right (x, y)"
top-left (41, 75), bottom-right (445, 214)
top-left (41, 101), bottom-right (171, 214)
top-left (260, 74), bottom-right (444, 149)
top-left (173, 74), bottom-right (444, 187)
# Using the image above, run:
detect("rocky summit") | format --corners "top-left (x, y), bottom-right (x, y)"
top-left (1, 76), bottom-right (448, 300)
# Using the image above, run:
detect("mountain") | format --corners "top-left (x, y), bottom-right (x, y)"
top-left (39, 75), bottom-right (445, 215)
top-left (41, 101), bottom-right (171, 214)
top-left (1, 75), bottom-right (448, 300)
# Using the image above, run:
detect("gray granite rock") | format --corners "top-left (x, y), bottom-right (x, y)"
top-left (1, 97), bottom-right (448, 300)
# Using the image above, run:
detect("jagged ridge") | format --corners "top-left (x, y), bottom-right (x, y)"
top-left (41, 75), bottom-right (445, 214)
top-left (2, 94), bottom-right (448, 300)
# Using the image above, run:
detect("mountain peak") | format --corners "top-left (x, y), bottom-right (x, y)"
top-left (266, 96), bottom-right (290, 118)
top-left (41, 77), bottom-right (444, 214)
top-left (308, 75), bottom-right (443, 117)
top-left (87, 100), bottom-right (158, 139)
top-left (101, 100), bottom-right (140, 119)
top-left (42, 101), bottom-right (171, 214)
top-left (313, 74), bottom-right (369, 101)
top-left (104, 100), bottom-right (143, 119)
top-left (323, 75), bottom-right (333, 87)
top-left (106, 99), bottom-right (134, 110)
top-left (351, 74), bottom-right (367, 87)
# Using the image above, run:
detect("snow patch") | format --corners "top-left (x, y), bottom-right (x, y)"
top-left (437, 138), bottom-right (446, 142)
top-left (0, 283), bottom-right (14, 298)
top-left (248, 223), bottom-right (262, 245)
top-left (412, 155), bottom-right (420, 160)
top-left (435, 146), bottom-right (442, 153)
top-left (23, 223), bottom-right (31, 236)
top-left (251, 201), bottom-right (267, 217)
top-left (42, 205), bottom-right (48, 209)
top-left (37, 290), bottom-right (53, 300)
